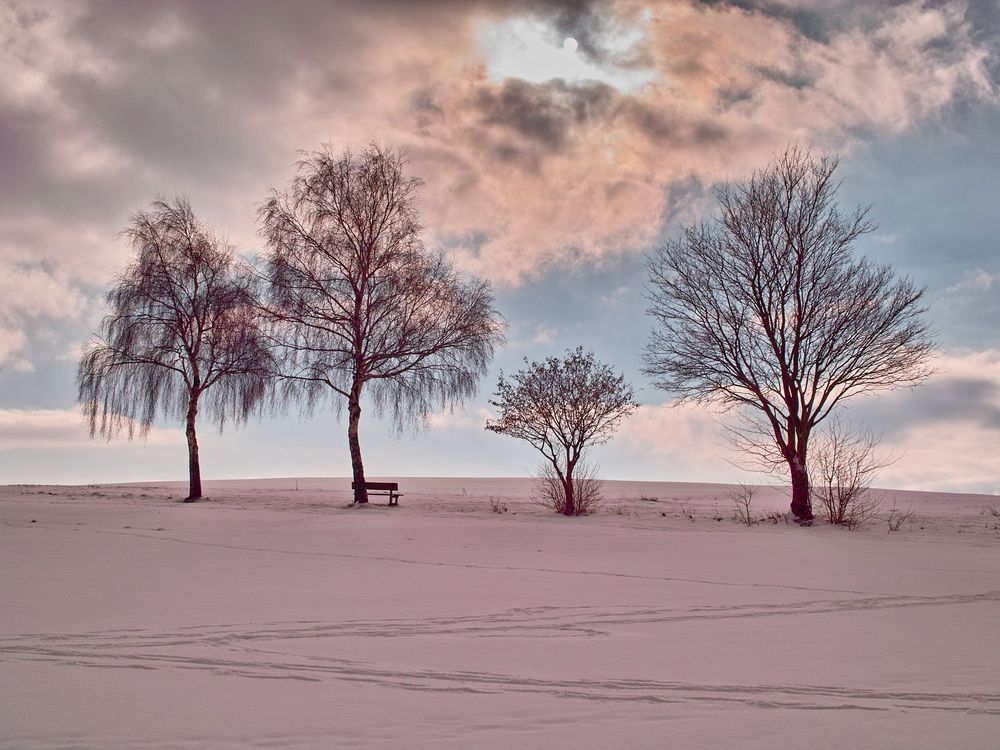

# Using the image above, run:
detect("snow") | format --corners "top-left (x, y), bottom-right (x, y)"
top-left (2, 478), bottom-right (999, 748)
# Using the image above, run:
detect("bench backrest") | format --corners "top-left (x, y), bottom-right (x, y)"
top-left (352, 481), bottom-right (399, 491)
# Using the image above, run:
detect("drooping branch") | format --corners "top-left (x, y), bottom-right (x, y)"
top-left (258, 142), bottom-right (505, 503)
top-left (77, 197), bottom-right (274, 498)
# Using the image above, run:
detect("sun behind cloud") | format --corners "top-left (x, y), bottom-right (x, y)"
top-left (477, 15), bottom-right (656, 92)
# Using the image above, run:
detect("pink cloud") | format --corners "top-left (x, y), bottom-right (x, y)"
top-left (377, 1), bottom-right (996, 282)
top-left (1, 0), bottom-right (993, 304)
top-left (0, 407), bottom-right (183, 449)
top-left (872, 350), bottom-right (1000, 493)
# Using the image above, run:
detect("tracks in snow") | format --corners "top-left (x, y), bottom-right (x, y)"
top-left (3, 592), bottom-right (999, 714)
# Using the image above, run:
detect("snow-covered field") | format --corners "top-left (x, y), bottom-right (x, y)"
top-left (2, 477), bottom-right (999, 749)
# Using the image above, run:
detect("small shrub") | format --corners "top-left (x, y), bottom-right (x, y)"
top-left (729, 483), bottom-right (758, 527)
top-left (810, 419), bottom-right (887, 529)
top-left (885, 501), bottom-right (915, 532)
top-left (638, 495), bottom-right (659, 503)
top-left (489, 497), bottom-right (508, 513)
top-left (533, 461), bottom-right (603, 516)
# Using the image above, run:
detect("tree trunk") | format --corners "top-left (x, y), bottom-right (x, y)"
top-left (562, 462), bottom-right (576, 517)
top-left (184, 395), bottom-right (202, 502)
top-left (789, 455), bottom-right (812, 521)
top-left (348, 379), bottom-right (367, 504)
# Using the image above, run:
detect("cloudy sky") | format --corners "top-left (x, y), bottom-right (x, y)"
top-left (2, 0), bottom-right (999, 493)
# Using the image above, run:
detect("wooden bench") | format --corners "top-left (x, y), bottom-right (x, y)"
top-left (352, 481), bottom-right (402, 506)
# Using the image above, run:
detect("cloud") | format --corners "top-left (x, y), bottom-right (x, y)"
top-left (473, 78), bottom-right (619, 153)
top-left (531, 324), bottom-right (564, 345)
top-left (0, 328), bottom-right (28, 367)
top-left (600, 285), bottom-right (629, 306)
top-left (425, 406), bottom-right (495, 432)
top-left (0, 259), bottom-right (91, 367)
top-left (400, 1), bottom-right (997, 281)
top-left (842, 351), bottom-right (1000, 439)
top-left (0, 407), bottom-right (183, 449)
top-left (838, 349), bottom-right (1000, 492)
top-left (0, 264), bottom-right (87, 320)
top-left (876, 420), bottom-right (1000, 495)
top-left (945, 268), bottom-right (1000, 295)
top-left (614, 401), bottom-right (742, 479)
top-left (0, 0), bottom-right (993, 313)
top-left (608, 350), bottom-right (1000, 492)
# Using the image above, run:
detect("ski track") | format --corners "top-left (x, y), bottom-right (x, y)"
top-left (3, 593), bottom-right (999, 715)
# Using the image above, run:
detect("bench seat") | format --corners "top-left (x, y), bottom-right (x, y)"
top-left (352, 481), bottom-right (402, 506)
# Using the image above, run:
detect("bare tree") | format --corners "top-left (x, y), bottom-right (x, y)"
top-left (643, 146), bottom-right (933, 521)
top-left (258, 144), bottom-right (504, 504)
top-left (77, 198), bottom-right (273, 501)
top-left (810, 418), bottom-right (887, 528)
top-left (486, 347), bottom-right (637, 516)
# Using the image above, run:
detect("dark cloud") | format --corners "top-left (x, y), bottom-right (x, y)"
top-left (620, 101), bottom-right (728, 146)
top-left (690, 0), bottom-right (865, 43)
top-left (754, 65), bottom-right (815, 90)
top-left (519, 0), bottom-right (611, 62)
top-left (472, 78), bottom-right (728, 164)
top-left (854, 376), bottom-right (1000, 439)
top-left (0, 0), bottom-right (456, 280)
top-left (716, 85), bottom-right (755, 109)
top-left (620, 101), bottom-right (677, 141)
top-left (0, 111), bottom-right (48, 206)
top-left (475, 78), bottom-right (617, 150)
top-left (656, 176), bottom-right (710, 235)
top-left (699, 0), bottom-right (1000, 95)
top-left (955, 0), bottom-right (1000, 84)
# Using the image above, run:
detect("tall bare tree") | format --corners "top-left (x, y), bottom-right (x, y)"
top-left (77, 198), bottom-right (272, 501)
top-left (643, 146), bottom-right (933, 521)
top-left (486, 347), bottom-right (637, 516)
top-left (258, 144), bottom-right (505, 504)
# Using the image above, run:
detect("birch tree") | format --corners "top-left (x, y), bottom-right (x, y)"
top-left (78, 198), bottom-right (272, 500)
top-left (259, 144), bottom-right (504, 504)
